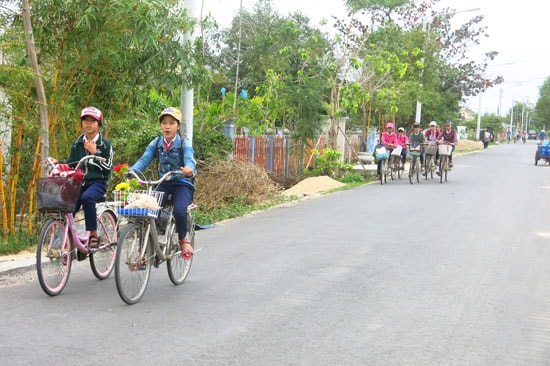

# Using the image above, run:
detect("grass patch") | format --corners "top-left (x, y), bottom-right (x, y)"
top-left (194, 193), bottom-right (296, 225)
top-left (0, 231), bottom-right (36, 256)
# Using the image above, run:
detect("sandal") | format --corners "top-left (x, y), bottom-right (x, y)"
top-left (179, 239), bottom-right (193, 260)
top-left (89, 235), bottom-right (100, 248)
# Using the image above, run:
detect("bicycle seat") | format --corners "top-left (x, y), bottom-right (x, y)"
top-left (97, 195), bottom-right (106, 203)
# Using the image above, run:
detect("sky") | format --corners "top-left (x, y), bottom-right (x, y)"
top-left (197, 0), bottom-right (549, 117)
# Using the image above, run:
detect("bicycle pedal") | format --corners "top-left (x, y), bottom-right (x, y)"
top-left (76, 250), bottom-right (87, 261)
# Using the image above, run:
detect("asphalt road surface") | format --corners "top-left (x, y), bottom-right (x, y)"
top-left (1, 140), bottom-right (549, 365)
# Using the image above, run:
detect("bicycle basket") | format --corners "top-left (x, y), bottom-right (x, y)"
top-left (375, 147), bottom-right (389, 160)
top-left (37, 177), bottom-right (81, 213)
top-left (424, 143), bottom-right (438, 155)
top-left (438, 144), bottom-right (452, 156)
top-left (113, 190), bottom-right (164, 218)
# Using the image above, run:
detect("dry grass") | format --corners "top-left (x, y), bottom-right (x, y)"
top-left (194, 160), bottom-right (283, 212)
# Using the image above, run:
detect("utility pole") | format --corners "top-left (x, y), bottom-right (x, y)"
top-left (233, 0), bottom-right (244, 113)
top-left (181, 0), bottom-right (199, 143)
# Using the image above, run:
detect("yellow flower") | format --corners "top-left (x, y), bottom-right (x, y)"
top-left (115, 182), bottom-right (131, 191)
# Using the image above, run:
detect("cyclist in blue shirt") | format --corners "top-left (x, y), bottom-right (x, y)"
top-left (129, 107), bottom-right (196, 259)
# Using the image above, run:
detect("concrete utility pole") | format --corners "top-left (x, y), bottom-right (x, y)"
top-left (233, 0), bottom-right (244, 113)
top-left (181, 0), bottom-right (199, 143)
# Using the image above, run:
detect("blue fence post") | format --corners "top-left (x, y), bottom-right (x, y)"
top-left (249, 135), bottom-right (255, 163)
top-left (284, 135), bottom-right (290, 178)
top-left (267, 135), bottom-right (274, 172)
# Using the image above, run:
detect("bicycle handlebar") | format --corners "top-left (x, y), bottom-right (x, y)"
top-left (125, 170), bottom-right (185, 187)
top-left (47, 155), bottom-right (106, 171)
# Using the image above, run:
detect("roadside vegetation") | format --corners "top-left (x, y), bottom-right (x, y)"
top-left (0, 0), bottom-right (545, 254)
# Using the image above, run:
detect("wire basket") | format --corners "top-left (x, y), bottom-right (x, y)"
top-left (424, 142), bottom-right (438, 155)
top-left (37, 177), bottom-right (82, 213)
top-left (113, 190), bottom-right (164, 218)
top-left (438, 144), bottom-right (452, 156)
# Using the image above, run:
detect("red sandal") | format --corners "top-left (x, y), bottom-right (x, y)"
top-left (179, 239), bottom-right (193, 260)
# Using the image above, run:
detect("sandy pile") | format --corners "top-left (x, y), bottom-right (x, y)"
top-left (456, 139), bottom-right (483, 151)
top-left (282, 176), bottom-right (346, 196)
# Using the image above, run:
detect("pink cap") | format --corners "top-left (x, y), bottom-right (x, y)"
top-left (80, 106), bottom-right (103, 123)
top-left (386, 122), bottom-right (394, 129)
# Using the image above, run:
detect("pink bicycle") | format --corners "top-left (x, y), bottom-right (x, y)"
top-left (36, 155), bottom-right (118, 296)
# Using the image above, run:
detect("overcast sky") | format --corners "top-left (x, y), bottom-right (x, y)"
top-left (200, 0), bottom-right (549, 117)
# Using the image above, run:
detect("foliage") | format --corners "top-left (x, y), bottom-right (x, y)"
top-left (208, 0), bottom-right (330, 141)
top-left (535, 77), bottom-right (550, 128)
top-left (338, 172), bottom-right (366, 183)
top-left (304, 148), bottom-right (353, 178)
top-left (0, 231), bottom-right (35, 255)
top-left (193, 129), bottom-right (234, 162)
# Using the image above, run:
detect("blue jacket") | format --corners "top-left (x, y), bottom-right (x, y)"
top-left (130, 134), bottom-right (196, 189)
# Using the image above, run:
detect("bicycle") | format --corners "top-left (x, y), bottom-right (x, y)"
top-left (389, 146), bottom-right (404, 180)
top-left (114, 170), bottom-right (196, 305)
top-left (423, 141), bottom-right (437, 180)
top-left (375, 146), bottom-right (390, 185)
top-left (36, 155), bottom-right (118, 296)
top-left (407, 143), bottom-right (422, 184)
top-left (437, 142), bottom-right (455, 183)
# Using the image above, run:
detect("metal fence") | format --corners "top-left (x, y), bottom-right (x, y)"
top-left (232, 135), bottom-right (326, 178)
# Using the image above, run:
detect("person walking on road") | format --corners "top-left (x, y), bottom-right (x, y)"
top-left (483, 129), bottom-right (491, 149)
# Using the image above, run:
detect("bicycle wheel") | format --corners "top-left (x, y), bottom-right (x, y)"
top-left (423, 155), bottom-right (430, 180)
top-left (115, 222), bottom-right (152, 305)
top-left (90, 209), bottom-right (118, 280)
top-left (409, 157), bottom-right (416, 184)
top-left (397, 157), bottom-right (403, 179)
top-left (36, 217), bottom-right (72, 296)
top-left (167, 213), bottom-right (194, 285)
top-left (380, 159), bottom-right (386, 185)
top-left (390, 158), bottom-right (396, 181)
top-left (439, 156), bottom-right (447, 183)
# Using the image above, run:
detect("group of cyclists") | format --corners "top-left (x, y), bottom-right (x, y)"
top-left (505, 128), bottom-right (528, 144)
top-left (505, 128), bottom-right (546, 144)
top-left (375, 120), bottom-right (457, 179)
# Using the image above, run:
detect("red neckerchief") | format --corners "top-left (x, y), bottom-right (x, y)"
top-left (163, 138), bottom-right (174, 151)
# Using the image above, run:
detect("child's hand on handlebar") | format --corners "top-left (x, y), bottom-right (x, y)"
top-left (181, 166), bottom-right (194, 177)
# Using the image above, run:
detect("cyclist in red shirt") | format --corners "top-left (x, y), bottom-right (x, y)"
top-left (436, 120), bottom-right (458, 169)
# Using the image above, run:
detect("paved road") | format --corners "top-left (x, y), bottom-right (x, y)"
top-left (1, 141), bottom-right (549, 365)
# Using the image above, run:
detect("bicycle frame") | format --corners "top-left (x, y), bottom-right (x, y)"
top-left (36, 155), bottom-right (118, 296)
top-left (52, 204), bottom-right (117, 255)
top-left (118, 170), bottom-right (194, 262)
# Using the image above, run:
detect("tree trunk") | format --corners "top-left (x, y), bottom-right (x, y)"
top-left (22, 0), bottom-right (49, 177)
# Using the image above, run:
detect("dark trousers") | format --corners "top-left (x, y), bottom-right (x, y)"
top-left (157, 181), bottom-right (194, 241)
top-left (75, 181), bottom-right (107, 232)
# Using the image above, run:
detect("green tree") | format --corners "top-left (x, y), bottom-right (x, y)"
top-left (535, 78), bottom-right (550, 128)
top-left (209, 0), bottom-right (331, 141)
top-left (0, 0), bottom-right (200, 235)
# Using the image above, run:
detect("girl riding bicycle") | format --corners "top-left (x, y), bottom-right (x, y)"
top-left (376, 122), bottom-right (398, 177)
top-left (49, 106), bottom-right (113, 249)
top-left (396, 127), bottom-right (409, 169)
top-left (128, 107), bottom-right (196, 259)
